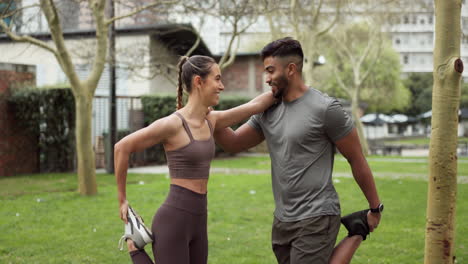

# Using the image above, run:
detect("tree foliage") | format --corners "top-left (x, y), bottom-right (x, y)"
top-left (361, 44), bottom-right (411, 112)
top-left (402, 73), bottom-right (433, 116)
top-left (263, 0), bottom-right (343, 84)
top-left (460, 82), bottom-right (468, 109)
top-left (323, 22), bottom-right (410, 113)
top-left (320, 21), bottom-right (409, 155)
top-left (401, 73), bottom-right (468, 117)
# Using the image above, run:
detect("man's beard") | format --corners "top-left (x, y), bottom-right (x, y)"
top-left (272, 75), bottom-right (289, 99)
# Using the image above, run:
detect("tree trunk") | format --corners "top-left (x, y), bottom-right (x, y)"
top-left (75, 90), bottom-right (98, 195)
top-left (300, 36), bottom-right (317, 85)
top-left (424, 0), bottom-right (463, 263)
top-left (350, 98), bottom-right (369, 156)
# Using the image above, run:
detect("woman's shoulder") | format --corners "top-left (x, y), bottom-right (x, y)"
top-left (206, 110), bottom-right (216, 121)
top-left (148, 112), bottom-right (183, 133)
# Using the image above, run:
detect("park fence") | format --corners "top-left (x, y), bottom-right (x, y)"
top-left (4, 90), bottom-right (252, 176)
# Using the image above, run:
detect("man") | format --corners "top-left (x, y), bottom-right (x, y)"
top-left (214, 37), bottom-right (383, 264)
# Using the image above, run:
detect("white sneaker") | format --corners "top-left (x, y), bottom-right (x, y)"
top-left (118, 205), bottom-right (153, 250)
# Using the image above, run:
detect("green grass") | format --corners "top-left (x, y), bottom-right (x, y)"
top-left (1, 156), bottom-right (468, 263)
top-left (212, 155), bottom-right (468, 176)
top-left (384, 137), bottom-right (468, 146)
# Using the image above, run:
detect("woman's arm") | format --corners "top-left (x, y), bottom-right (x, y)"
top-left (211, 91), bottom-right (275, 130)
top-left (115, 115), bottom-right (178, 222)
top-left (214, 124), bottom-right (265, 153)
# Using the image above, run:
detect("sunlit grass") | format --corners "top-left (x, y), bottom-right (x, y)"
top-left (1, 155), bottom-right (467, 263)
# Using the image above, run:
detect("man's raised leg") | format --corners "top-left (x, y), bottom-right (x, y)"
top-left (329, 236), bottom-right (362, 264)
top-left (329, 209), bottom-right (372, 264)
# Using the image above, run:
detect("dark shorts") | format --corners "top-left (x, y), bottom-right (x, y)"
top-left (271, 215), bottom-right (341, 264)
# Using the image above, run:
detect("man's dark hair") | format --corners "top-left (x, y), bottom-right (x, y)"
top-left (260, 37), bottom-right (304, 63)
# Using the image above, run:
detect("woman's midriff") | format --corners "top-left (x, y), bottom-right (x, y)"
top-left (170, 178), bottom-right (209, 194)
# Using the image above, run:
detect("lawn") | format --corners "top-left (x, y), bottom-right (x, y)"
top-left (384, 136), bottom-right (468, 146)
top-left (1, 155), bottom-right (467, 264)
top-left (212, 154), bottom-right (468, 176)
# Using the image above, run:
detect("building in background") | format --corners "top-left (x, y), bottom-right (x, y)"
top-left (387, 2), bottom-right (468, 79)
top-left (204, 1), bottom-right (468, 85)
top-left (0, 21), bottom-right (210, 143)
top-left (0, 62), bottom-right (38, 176)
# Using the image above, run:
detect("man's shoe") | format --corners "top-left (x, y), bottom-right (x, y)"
top-left (118, 205), bottom-right (153, 250)
top-left (341, 209), bottom-right (370, 240)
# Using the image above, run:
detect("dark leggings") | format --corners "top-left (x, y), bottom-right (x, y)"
top-left (130, 184), bottom-right (208, 264)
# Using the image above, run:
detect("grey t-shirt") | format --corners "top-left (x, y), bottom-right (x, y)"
top-left (247, 88), bottom-right (354, 222)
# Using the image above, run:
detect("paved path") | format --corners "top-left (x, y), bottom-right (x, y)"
top-left (97, 165), bottom-right (169, 175)
top-left (97, 156), bottom-right (468, 184)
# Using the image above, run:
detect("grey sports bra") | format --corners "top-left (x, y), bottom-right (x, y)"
top-left (165, 112), bottom-right (215, 179)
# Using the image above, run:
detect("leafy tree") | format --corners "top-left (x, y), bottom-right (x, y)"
top-left (263, 0), bottom-right (343, 85)
top-left (460, 82), bottom-right (468, 109)
top-left (402, 73), bottom-right (433, 116)
top-left (323, 22), bottom-right (410, 154)
top-left (400, 73), bottom-right (468, 116)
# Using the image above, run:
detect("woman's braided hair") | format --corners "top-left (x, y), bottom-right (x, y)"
top-left (176, 55), bottom-right (216, 110)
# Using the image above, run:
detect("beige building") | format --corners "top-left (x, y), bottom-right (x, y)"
top-left (0, 23), bottom-right (211, 141)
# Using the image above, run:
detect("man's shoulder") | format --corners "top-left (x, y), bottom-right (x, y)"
top-left (250, 102), bottom-right (282, 126)
top-left (305, 87), bottom-right (338, 112)
top-left (308, 87), bottom-right (335, 103)
top-left (260, 101), bottom-right (282, 116)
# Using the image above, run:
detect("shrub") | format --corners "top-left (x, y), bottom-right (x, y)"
top-left (9, 88), bottom-right (75, 172)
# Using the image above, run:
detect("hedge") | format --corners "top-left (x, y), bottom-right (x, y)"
top-left (9, 88), bottom-right (75, 172)
top-left (142, 95), bottom-right (251, 127)
top-left (8, 91), bottom-right (252, 172)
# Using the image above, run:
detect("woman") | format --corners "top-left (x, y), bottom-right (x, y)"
top-left (115, 55), bottom-right (275, 264)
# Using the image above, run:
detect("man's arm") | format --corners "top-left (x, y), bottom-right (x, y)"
top-left (335, 127), bottom-right (381, 231)
top-left (214, 123), bottom-right (265, 153)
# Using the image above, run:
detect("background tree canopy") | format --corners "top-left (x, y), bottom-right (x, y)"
top-left (402, 73), bottom-right (433, 116)
top-left (320, 22), bottom-right (411, 114)
top-left (400, 73), bottom-right (468, 117)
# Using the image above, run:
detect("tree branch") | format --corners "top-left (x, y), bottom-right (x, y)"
top-left (0, 19), bottom-right (58, 55)
top-left (0, 0), bottom-right (13, 18)
top-left (182, 1), bottom-right (218, 18)
top-left (315, 0), bottom-right (342, 38)
top-left (289, 0), bottom-right (302, 39)
top-left (119, 63), bottom-right (177, 86)
top-left (332, 66), bottom-right (352, 98)
top-left (184, 30), bottom-right (201, 57)
top-left (264, 1), bottom-right (282, 40)
top-left (332, 32), bottom-right (355, 65)
top-left (310, 0), bottom-right (324, 29)
top-left (106, 0), bottom-right (179, 25)
top-left (85, 0), bottom-right (107, 93)
top-left (0, 2), bottom-right (40, 19)
top-left (361, 37), bottom-right (383, 85)
top-left (184, 17), bottom-right (205, 57)
top-left (40, 0), bottom-right (81, 90)
top-left (220, 35), bottom-right (241, 70)
top-left (356, 27), bottom-right (378, 71)
top-left (218, 20), bottom-right (238, 68)
top-left (238, 17), bottom-right (257, 34)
